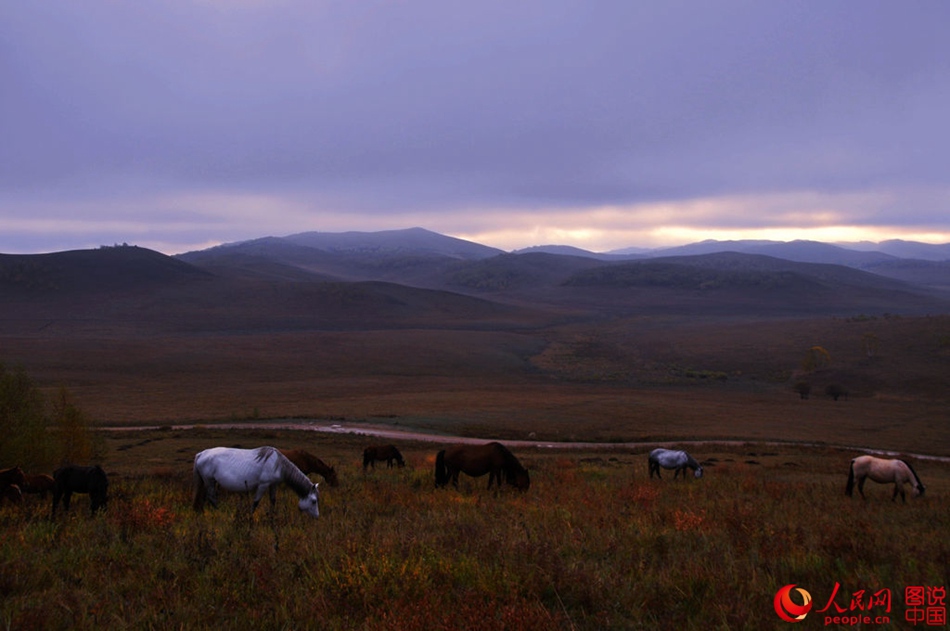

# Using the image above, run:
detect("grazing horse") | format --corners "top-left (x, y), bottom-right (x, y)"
top-left (1, 484), bottom-right (22, 503)
top-left (52, 465), bottom-right (109, 516)
top-left (21, 474), bottom-right (55, 498)
top-left (846, 455), bottom-right (925, 503)
top-left (279, 449), bottom-right (339, 487)
top-left (0, 466), bottom-right (26, 489)
top-left (193, 446), bottom-right (320, 518)
top-left (435, 442), bottom-right (530, 491)
top-left (363, 444), bottom-right (405, 471)
top-left (648, 449), bottom-right (704, 480)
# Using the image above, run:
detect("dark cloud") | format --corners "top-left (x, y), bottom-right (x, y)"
top-left (1, 1), bottom-right (949, 252)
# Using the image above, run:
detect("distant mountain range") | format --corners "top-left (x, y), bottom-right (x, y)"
top-left (2, 228), bottom-right (948, 332)
top-left (177, 227), bottom-right (949, 292)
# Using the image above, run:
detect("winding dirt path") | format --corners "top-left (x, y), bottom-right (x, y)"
top-left (101, 420), bottom-right (950, 464)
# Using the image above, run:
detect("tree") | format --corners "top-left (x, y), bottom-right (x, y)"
top-left (0, 365), bottom-right (102, 469)
top-left (801, 346), bottom-right (831, 372)
top-left (825, 384), bottom-right (849, 401)
top-left (0, 365), bottom-right (53, 469)
top-left (793, 382), bottom-right (811, 400)
top-left (53, 387), bottom-right (103, 464)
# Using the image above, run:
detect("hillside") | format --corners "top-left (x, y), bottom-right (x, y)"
top-left (1, 235), bottom-right (948, 428)
top-left (0, 245), bottom-right (209, 294)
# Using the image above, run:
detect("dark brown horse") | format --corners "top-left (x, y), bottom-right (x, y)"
top-left (1, 484), bottom-right (22, 503)
top-left (279, 449), bottom-right (339, 487)
top-left (21, 473), bottom-right (56, 498)
top-left (52, 465), bottom-right (109, 517)
top-left (363, 445), bottom-right (405, 471)
top-left (435, 442), bottom-right (530, 491)
top-left (0, 466), bottom-right (26, 488)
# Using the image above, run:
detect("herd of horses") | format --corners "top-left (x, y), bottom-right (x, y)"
top-left (0, 444), bottom-right (928, 520)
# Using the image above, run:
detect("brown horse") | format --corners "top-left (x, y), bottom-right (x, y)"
top-left (435, 442), bottom-right (530, 491)
top-left (21, 473), bottom-right (56, 498)
top-left (363, 445), bottom-right (405, 471)
top-left (1, 484), bottom-right (22, 503)
top-left (279, 449), bottom-right (339, 487)
top-left (0, 466), bottom-right (26, 488)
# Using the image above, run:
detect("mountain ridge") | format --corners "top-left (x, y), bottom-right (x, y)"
top-left (2, 229), bottom-right (948, 332)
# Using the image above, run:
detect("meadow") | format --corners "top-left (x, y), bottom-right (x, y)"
top-left (2, 429), bottom-right (948, 630)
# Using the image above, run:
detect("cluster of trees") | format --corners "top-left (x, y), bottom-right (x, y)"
top-left (0, 365), bottom-right (102, 470)
top-left (794, 345), bottom-right (849, 400)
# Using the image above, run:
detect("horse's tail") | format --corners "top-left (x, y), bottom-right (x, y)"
top-left (901, 460), bottom-right (925, 496)
top-left (434, 450), bottom-right (447, 487)
top-left (845, 459), bottom-right (855, 497)
top-left (192, 464), bottom-right (206, 512)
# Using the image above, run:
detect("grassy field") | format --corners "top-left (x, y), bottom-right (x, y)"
top-left (2, 429), bottom-right (948, 630)
top-left (2, 309), bottom-right (948, 628)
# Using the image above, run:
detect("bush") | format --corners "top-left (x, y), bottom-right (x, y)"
top-left (0, 365), bottom-right (101, 470)
top-left (0, 365), bottom-right (52, 469)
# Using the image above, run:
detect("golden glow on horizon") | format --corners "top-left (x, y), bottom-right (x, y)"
top-left (4, 189), bottom-right (949, 255)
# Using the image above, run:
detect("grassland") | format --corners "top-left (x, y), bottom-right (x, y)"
top-left (2, 429), bottom-right (949, 630)
top-left (2, 276), bottom-right (948, 629)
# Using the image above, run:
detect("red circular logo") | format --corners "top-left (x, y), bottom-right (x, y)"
top-left (774, 584), bottom-right (813, 623)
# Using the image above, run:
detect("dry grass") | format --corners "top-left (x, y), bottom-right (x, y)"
top-left (2, 307), bottom-right (948, 627)
top-left (2, 430), bottom-right (949, 630)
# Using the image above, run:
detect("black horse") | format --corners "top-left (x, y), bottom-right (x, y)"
top-left (363, 445), bottom-right (405, 471)
top-left (52, 465), bottom-right (109, 517)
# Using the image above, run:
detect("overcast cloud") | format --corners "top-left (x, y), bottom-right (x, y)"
top-left (2, 1), bottom-right (949, 254)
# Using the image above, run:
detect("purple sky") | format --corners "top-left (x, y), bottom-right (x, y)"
top-left (2, 1), bottom-right (949, 254)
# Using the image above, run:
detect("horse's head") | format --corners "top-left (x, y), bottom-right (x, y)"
top-left (326, 467), bottom-right (339, 487)
top-left (3, 466), bottom-right (26, 486)
top-left (298, 483), bottom-right (320, 518)
top-left (694, 466), bottom-right (704, 479)
top-left (513, 469), bottom-right (530, 491)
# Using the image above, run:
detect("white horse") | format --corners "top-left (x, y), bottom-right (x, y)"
top-left (846, 455), bottom-right (925, 503)
top-left (648, 448), bottom-right (704, 479)
top-left (193, 446), bottom-right (320, 517)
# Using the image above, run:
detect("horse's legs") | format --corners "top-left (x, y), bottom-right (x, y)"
top-left (62, 491), bottom-right (72, 512)
top-left (893, 484), bottom-right (906, 503)
top-left (857, 476), bottom-right (867, 500)
top-left (51, 489), bottom-right (62, 517)
top-left (250, 485), bottom-right (270, 512)
top-left (206, 480), bottom-right (219, 508)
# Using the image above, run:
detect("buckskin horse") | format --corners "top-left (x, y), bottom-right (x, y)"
top-left (435, 442), bottom-right (530, 491)
top-left (846, 455), bottom-right (925, 503)
top-left (279, 449), bottom-right (339, 487)
top-left (363, 444), bottom-right (405, 471)
top-left (193, 446), bottom-right (320, 518)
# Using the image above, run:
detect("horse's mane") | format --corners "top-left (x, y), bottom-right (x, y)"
top-left (492, 442), bottom-right (526, 475)
top-left (258, 447), bottom-right (314, 497)
top-left (685, 453), bottom-right (701, 469)
top-left (900, 459), bottom-right (925, 491)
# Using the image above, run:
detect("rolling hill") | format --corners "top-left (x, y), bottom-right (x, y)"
top-left (2, 230), bottom-right (949, 425)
